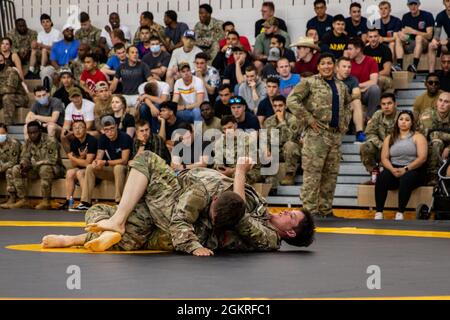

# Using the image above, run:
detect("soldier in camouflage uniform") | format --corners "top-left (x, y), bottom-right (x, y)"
top-left (264, 95), bottom-right (302, 186)
top-left (287, 53), bottom-right (352, 217)
top-left (0, 124), bottom-right (21, 207)
top-left (0, 55), bottom-right (29, 125)
top-left (132, 12), bottom-right (166, 44)
top-left (75, 12), bottom-right (102, 49)
top-left (360, 93), bottom-right (400, 174)
top-left (6, 19), bottom-right (38, 67)
top-left (7, 121), bottom-right (65, 210)
top-left (418, 92), bottom-right (450, 185)
top-left (194, 4), bottom-right (225, 61)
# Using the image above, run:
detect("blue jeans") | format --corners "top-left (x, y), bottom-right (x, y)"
top-left (139, 104), bottom-right (160, 133)
top-left (176, 107), bottom-right (202, 123)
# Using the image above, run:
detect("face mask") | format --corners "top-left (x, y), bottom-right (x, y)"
top-left (150, 45), bottom-right (161, 53)
top-left (37, 96), bottom-right (49, 106)
top-left (0, 64), bottom-right (5, 71)
top-left (0, 134), bottom-right (7, 143)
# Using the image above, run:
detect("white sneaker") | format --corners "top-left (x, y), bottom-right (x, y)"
top-left (395, 212), bottom-right (404, 220)
top-left (374, 212), bottom-right (383, 220)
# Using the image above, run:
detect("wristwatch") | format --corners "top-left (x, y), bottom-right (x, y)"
top-left (404, 166), bottom-right (409, 172)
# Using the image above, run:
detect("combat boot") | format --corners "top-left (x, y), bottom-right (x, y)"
top-left (280, 173), bottom-right (296, 186)
top-left (0, 195), bottom-right (16, 209)
top-left (9, 198), bottom-right (31, 209)
top-left (35, 199), bottom-right (52, 210)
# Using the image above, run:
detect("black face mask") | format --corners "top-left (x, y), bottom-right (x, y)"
top-left (0, 64), bottom-right (5, 71)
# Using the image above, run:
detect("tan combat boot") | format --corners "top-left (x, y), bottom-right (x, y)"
top-left (35, 199), bottom-right (52, 210)
top-left (0, 196), bottom-right (16, 209)
top-left (9, 198), bottom-right (31, 209)
top-left (280, 173), bottom-right (296, 186)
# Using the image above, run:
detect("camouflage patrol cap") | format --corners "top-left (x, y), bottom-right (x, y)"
top-left (263, 17), bottom-right (279, 28)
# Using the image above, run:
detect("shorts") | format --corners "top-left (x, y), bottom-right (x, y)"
top-left (403, 39), bottom-right (429, 54)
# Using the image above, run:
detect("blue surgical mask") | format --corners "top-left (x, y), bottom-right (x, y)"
top-left (0, 134), bottom-right (7, 143)
top-left (150, 45), bottom-right (161, 53)
top-left (37, 96), bottom-right (49, 106)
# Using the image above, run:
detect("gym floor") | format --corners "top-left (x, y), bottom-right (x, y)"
top-left (1, 208), bottom-right (450, 299)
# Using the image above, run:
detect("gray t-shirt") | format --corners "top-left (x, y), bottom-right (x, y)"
top-left (31, 97), bottom-right (65, 126)
top-left (165, 22), bottom-right (189, 46)
top-left (342, 76), bottom-right (360, 95)
top-left (115, 61), bottom-right (151, 95)
top-left (142, 51), bottom-right (171, 71)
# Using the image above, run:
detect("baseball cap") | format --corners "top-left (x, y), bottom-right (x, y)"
top-left (229, 96), bottom-right (248, 108)
top-left (267, 47), bottom-right (281, 62)
top-left (68, 87), bottom-right (82, 98)
top-left (100, 115), bottom-right (117, 127)
top-left (58, 67), bottom-right (73, 77)
top-left (62, 23), bottom-right (75, 31)
top-left (407, 0), bottom-right (420, 5)
top-left (178, 61), bottom-right (191, 70)
top-left (263, 17), bottom-right (279, 28)
top-left (183, 30), bottom-right (196, 40)
top-left (95, 81), bottom-right (109, 92)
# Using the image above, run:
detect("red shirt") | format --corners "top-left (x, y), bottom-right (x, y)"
top-left (80, 69), bottom-right (108, 92)
top-left (350, 55), bottom-right (379, 84)
top-left (219, 36), bottom-right (252, 64)
top-left (294, 52), bottom-right (320, 76)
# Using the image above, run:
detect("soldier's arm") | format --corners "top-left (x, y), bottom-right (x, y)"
top-left (233, 214), bottom-right (281, 251)
top-left (3, 141), bottom-right (22, 170)
top-left (365, 114), bottom-right (383, 148)
top-left (36, 139), bottom-right (60, 166)
top-left (286, 80), bottom-right (314, 127)
top-left (1, 69), bottom-right (21, 94)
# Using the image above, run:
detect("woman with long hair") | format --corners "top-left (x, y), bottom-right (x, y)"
top-left (111, 94), bottom-right (135, 138)
top-left (374, 110), bottom-right (428, 220)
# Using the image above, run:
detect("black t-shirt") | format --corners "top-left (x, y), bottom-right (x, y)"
top-left (164, 117), bottom-right (183, 141)
top-left (282, 48), bottom-right (296, 63)
top-left (340, 76), bottom-right (359, 96)
top-left (173, 140), bottom-right (210, 165)
top-left (142, 51), bottom-right (171, 71)
top-left (69, 134), bottom-right (98, 157)
top-left (261, 63), bottom-right (278, 80)
top-left (401, 10), bottom-right (434, 41)
top-left (113, 113), bottom-right (136, 133)
top-left (345, 17), bottom-right (369, 38)
top-left (53, 85), bottom-right (89, 107)
top-left (306, 15), bottom-right (333, 41)
top-left (436, 10), bottom-right (450, 39)
top-left (437, 70), bottom-right (450, 93)
top-left (214, 100), bottom-right (232, 119)
top-left (115, 61), bottom-right (151, 95)
top-left (238, 112), bottom-right (261, 131)
top-left (376, 16), bottom-right (402, 38)
top-left (363, 43), bottom-right (393, 71)
top-left (98, 131), bottom-right (133, 160)
top-left (223, 60), bottom-right (252, 90)
top-left (321, 31), bottom-right (349, 59)
top-left (257, 97), bottom-right (275, 118)
top-left (255, 17), bottom-right (288, 38)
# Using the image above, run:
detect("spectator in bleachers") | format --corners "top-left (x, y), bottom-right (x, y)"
top-left (76, 115), bottom-right (132, 210)
top-left (213, 30), bottom-right (243, 75)
top-left (60, 120), bottom-right (98, 210)
top-left (230, 96), bottom-right (260, 131)
top-left (101, 43), bottom-right (127, 78)
top-left (270, 34), bottom-right (296, 69)
top-left (222, 45), bottom-right (253, 90)
top-left (437, 52), bottom-right (450, 92)
top-left (335, 57), bottom-right (366, 143)
top-left (75, 12), bottom-right (102, 49)
top-left (132, 119), bottom-right (171, 164)
top-left (255, 1), bottom-right (288, 38)
top-left (307, 28), bottom-right (320, 46)
top-left (418, 91), bottom-right (450, 185)
top-left (260, 47), bottom-right (280, 80)
top-left (142, 36), bottom-right (170, 81)
top-left (306, 0), bottom-right (333, 42)
top-left (277, 58), bottom-right (300, 98)
top-left (80, 54), bottom-right (108, 99)
top-left (53, 68), bottom-right (87, 107)
top-left (172, 62), bottom-right (206, 123)
top-left (345, 2), bottom-right (369, 43)
top-left (111, 94), bottom-right (135, 138)
top-left (171, 122), bottom-right (209, 171)
top-left (25, 85), bottom-right (64, 139)
top-left (193, 52), bottom-right (221, 101)
top-left (428, 0), bottom-right (450, 73)
top-left (93, 81), bottom-right (113, 133)
top-left (158, 101), bottom-right (182, 146)
top-left (132, 11), bottom-right (165, 45)
top-left (393, 0), bottom-right (434, 74)
top-left (0, 123), bottom-right (22, 209)
top-left (374, 110), bottom-right (427, 220)
top-left (0, 53), bottom-right (29, 125)
top-left (219, 22), bottom-right (252, 56)
top-left (110, 46), bottom-right (152, 106)
top-left (360, 92), bottom-right (399, 175)
top-left (8, 121), bottom-right (65, 210)
top-left (238, 65), bottom-right (267, 113)
top-left (375, 1), bottom-right (402, 57)
top-left (413, 73), bottom-right (443, 117)
top-left (257, 77), bottom-right (279, 127)
top-left (163, 10), bottom-right (189, 53)
top-left (137, 80), bottom-right (170, 133)
top-left (321, 15), bottom-right (349, 59)
top-left (1, 37), bottom-right (26, 81)
top-left (69, 43), bottom-right (91, 84)
top-left (347, 37), bottom-right (381, 119)
top-left (166, 30), bottom-right (203, 90)
top-left (214, 84), bottom-right (233, 119)
top-left (264, 95), bottom-right (302, 186)
top-left (254, 18), bottom-right (291, 66)
top-left (292, 37), bottom-right (320, 78)
top-left (364, 28), bottom-right (394, 93)
top-left (99, 12), bottom-right (132, 51)
top-left (135, 26), bottom-right (152, 59)
top-left (61, 87), bottom-right (95, 151)
top-left (6, 18), bottom-right (37, 72)
top-left (194, 3), bottom-right (224, 62)
top-left (200, 101), bottom-right (221, 132)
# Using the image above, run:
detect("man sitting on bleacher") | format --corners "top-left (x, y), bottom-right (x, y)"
top-left (413, 73), bottom-right (443, 118)
top-left (428, 0), bottom-right (450, 74)
top-left (437, 52), bottom-right (450, 92)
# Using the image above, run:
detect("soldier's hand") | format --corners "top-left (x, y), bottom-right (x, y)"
top-left (192, 247), bottom-right (214, 257)
top-left (236, 157), bottom-right (255, 174)
top-left (310, 121), bottom-right (320, 133)
top-left (442, 148), bottom-right (450, 160)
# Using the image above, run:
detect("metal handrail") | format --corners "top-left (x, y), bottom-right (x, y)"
top-left (0, 0), bottom-right (16, 38)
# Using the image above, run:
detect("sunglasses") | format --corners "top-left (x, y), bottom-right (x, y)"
top-left (427, 80), bottom-right (440, 86)
top-left (230, 97), bottom-right (243, 104)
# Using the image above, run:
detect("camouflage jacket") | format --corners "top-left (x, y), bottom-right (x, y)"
top-left (213, 130), bottom-right (259, 169)
top-left (418, 108), bottom-right (450, 143)
top-left (6, 28), bottom-right (37, 60)
top-left (264, 112), bottom-right (301, 146)
top-left (21, 134), bottom-right (63, 169)
top-left (365, 109), bottom-right (399, 149)
top-left (0, 67), bottom-right (28, 96)
top-left (75, 26), bottom-right (102, 48)
top-left (194, 17), bottom-right (224, 58)
top-left (0, 137), bottom-right (21, 172)
top-left (287, 74), bottom-right (352, 134)
top-left (132, 135), bottom-right (172, 165)
top-left (133, 22), bottom-right (166, 44)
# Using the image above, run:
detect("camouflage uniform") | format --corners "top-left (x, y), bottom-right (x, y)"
top-left (69, 59), bottom-right (84, 84)
top-left (75, 26), bottom-right (102, 48)
top-left (94, 96), bottom-right (113, 130)
top-left (0, 66), bottom-right (29, 125)
top-left (133, 23), bottom-right (166, 44)
top-left (264, 112), bottom-right (302, 175)
top-left (418, 108), bottom-right (450, 182)
top-left (287, 75), bottom-right (351, 216)
top-left (0, 137), bottom-right (21, 197)
top-left (194, 18), bottom-right (225, 61)
top-left (360, 109), bottom-right (399, 173)
top-left (6, 28), bottom-right (38, 65)
top-left (11, 134), bottom-right (65, 199)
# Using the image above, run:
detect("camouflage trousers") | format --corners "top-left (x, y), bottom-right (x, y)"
top-left (282, 141), bottom-right (302, 174)
top-left (11, 164), bottom-right (64, 198)
top-left (0, 94), bottom-right (29, 125)
top-left (378, 76), bottom-right (394, 93)
top-left (360, 140), bottom-right (381, 173)
top-left (85, 203), bottom-right (174, 252)
top-left (301, 129), bottom-right (342, 216)
top-left (1, 168), bottom-right (16, 196)
top-left (427, 140), bottom-right (448, 181)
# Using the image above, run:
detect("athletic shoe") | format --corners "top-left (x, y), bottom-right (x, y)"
top-left (391, 64), bottom-right (402, 72)
top-left (395, 212), bottom-right (404, 220)
top-left (374, 212), bottom-right (383, 220)
top-left (58, 200), bottom-right (69, 210)
top-left (407, 64), bottom-right (417, 74)
top-left (354, 131), bottom-right (366, 144)
top-left (74, 202), bottom-right (91, 211)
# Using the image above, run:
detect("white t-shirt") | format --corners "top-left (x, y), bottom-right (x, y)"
top-left (174, 76), bottom-right (207, 106)
top-left (64, 99), bottom-right (95, 122)
top-left (138, 81), bottom-right (170, 97)
top-left (37, 28), bottom-right (63, 46)
top-left (100, 24), bottom-right (133, 49)
top-left (168, 46), bottom-right (203, 70)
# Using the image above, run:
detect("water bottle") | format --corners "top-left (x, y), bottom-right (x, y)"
top-left (68, 197), bottom-right (74, 211)
top-left (371, 166), bottom-right (380, 184)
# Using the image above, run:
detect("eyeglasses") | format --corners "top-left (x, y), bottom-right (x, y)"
top-left (427, 80), bottom-right (440, 86)
top-left (230, 97), bottom-right (243, 104)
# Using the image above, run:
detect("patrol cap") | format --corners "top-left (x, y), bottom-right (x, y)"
top-left (68, 87), bottom-right (82, 98)
top-left (183, 30), bottom-right (196, 40)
